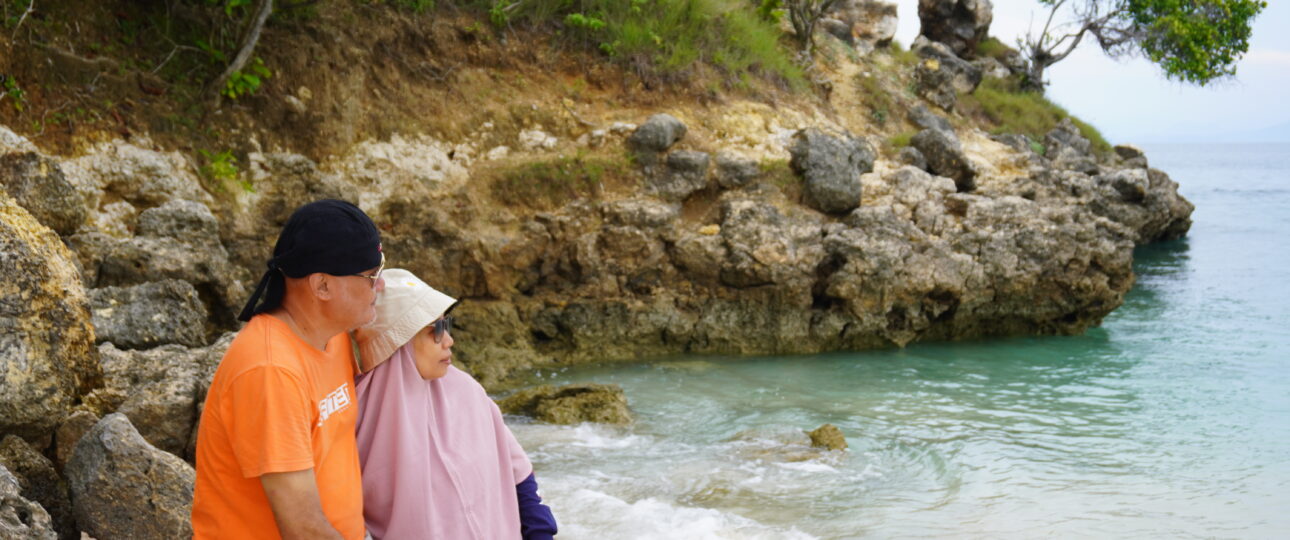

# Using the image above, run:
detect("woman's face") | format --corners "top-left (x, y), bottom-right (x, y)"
top-left (410, 318), bottom-right (454, 380)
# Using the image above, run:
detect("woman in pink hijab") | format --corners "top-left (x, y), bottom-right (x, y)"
top-left (352, 269), bottom-right (557, 539)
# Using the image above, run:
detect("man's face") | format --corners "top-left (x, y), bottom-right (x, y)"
top-left (334, 264), bottom-right (385, 330)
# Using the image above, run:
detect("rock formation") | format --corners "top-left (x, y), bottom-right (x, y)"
top-left (498, 384), bottom-right (634, 425)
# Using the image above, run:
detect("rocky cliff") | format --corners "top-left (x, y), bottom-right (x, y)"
top-left (0, 1), bottom-right (1192, 536)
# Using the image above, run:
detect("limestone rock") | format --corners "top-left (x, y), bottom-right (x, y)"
top-left (807, 424), bottom-right (848, 451)
top-left (70, 200), bottom-right (245, 326)
top-left (1114, 143), bottom-right (1148, 168)
top-left (601, 199), bottom-right (680, 229)
top-left (714, 151), bottom-right (760, 189)
top-left (898, 146), bottom-right (927, 169)
top-left (833, 0), bottom-right (899, 47)
top-left (0, 464), bottom-right (56, 540)
top-left (789, 128), bottom-right (874, 214)
top-left (0, 152), bottom-right (87, 236)
top-left (0, 436), bottom-right (75, 540)
top-left (911, 128), bottom-right (977, 191)
top-left (818, 17), bottom-right (854, 45)
top-left (718, 198), bottom-right (826, 291)
top-left (627, 114), bottom-right (687, 165)
top-left (82, 335), bottom-right (230, 458)
top-left (912, 37), bottom-right (982, 110)
top-left (54, 412), bottom-right (99, 473)
top-left (497, 384), bottom-right (632, 425)
top-left (918, 0), bottom-right (994, 58)
top-left (90, 280), bottom-right (209, 349)
top-left (65, 414), bottom-right (194, 539)
top-left (0, 193), bottom-right (99, 443)
top-left (647, 150), bottom-right (709, 201)
top-left (907, 105), bottom-right (953, 133)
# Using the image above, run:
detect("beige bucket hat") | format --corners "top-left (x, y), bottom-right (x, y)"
top-left (353, 268), bottom-right (457, 373)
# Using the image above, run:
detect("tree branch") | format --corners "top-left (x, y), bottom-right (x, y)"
top-left (207, 0), bottom-right (274, 103)
top-left (11, 0), bottom-right (35, 39)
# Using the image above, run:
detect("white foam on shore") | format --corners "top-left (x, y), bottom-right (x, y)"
top-left (548, 488), bottom-right (818, 540)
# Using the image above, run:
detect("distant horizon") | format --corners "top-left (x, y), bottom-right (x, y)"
top-left (892, 0), bottom-right (1290, 145)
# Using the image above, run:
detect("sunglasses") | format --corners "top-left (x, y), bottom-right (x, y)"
top-left (349, 252), bottom-right (386, 289)
top-left (428, 316), bottom-right (452, 344)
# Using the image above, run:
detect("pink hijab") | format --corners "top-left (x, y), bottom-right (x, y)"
top-left (354, 344), bottom-right (533, 540)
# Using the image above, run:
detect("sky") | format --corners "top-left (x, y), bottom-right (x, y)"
top-left (892, 0), bottom-right (1290, 143)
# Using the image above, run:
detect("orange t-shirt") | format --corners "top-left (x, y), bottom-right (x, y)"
top-left (191, 315), bottom-right (364, 540)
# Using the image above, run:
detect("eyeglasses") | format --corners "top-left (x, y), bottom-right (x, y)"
top-left (350, 252), bottom-right (385, 289)
top-left (429, 316), bottom-right (452, 343)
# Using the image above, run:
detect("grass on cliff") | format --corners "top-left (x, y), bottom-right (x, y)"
top-left (962, 77), bottom-right (1112, 156)
top-left (489, 151), bottom-right (635, 209)
top-left (467, 0), bottom-right (805, 90)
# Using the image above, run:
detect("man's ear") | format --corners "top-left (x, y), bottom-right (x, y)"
top-left (308, 273), bottom-right (333, 300)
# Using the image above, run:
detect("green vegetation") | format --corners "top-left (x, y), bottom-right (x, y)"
top-left (1, 75), bottom-right (25, 112)
top-left (974, 37), bottom-right (1010, 61)
top-left (856, 72), bottom-right (893, 127)
top-left (887, 131), bottom-right (914, 148)
top-left (491, 152), bottom-right (631, 208)
top-left (221, 57), bottom-right (272, 99)
top-left (198, 149), bottom-right (252, 192)
top-left (1020, 0), bottom-right (1267, 89)
top-left (963, 77), bottom-right (1110, 155)
top-left (468, 0), bottom-right (805, 89)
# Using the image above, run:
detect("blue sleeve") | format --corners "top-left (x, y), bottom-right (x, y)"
top-left (516, 473), bottom-right (558, 540)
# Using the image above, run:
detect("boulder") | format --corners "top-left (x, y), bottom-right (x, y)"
top-left (789, 128), bottom-right (874, 214)
top-left (911, 128), bottom-right (978, 191)
top-left (626, 114), bottom-right (687, 165)
top-left (0, 436), bottom-right (75, 539)
top-left (65, 413), bottom-right (194, 540)
top-left (646, 150), bottom-right (709, 201)
top-left (818, 17), bottom-right (854, 45)
top-left (807, 424), bottom-right (848, 451)
top-left (1114, 143), bottom-right (1148, 168)
top-left (714, 151), bottom-right (760, 189)
top-left (497, 383), bottom-right (633, 425)
top-left (912, 38), bottom-right (983, 111)
top-left (70, 199), bottom-right (246, 326)
top-left (82, 335), bottom-right (230, 458)
top-left (0, 193), bottom-right (99, 444)
top-left (0, 152), bottom-right (87, 236)
top-left (918, 0), bottom-right (994, 58)
top-left (972, 56), bottom-right (1011, 79)
top-left (907, 105), bottom-right (953, 133)
top-left (90, 279), bottom-right (209, 349)
top-left (717, 198), bottom-right (827, 291)
top-left (833, 0), bottom-right (898, 47)
top-left (53, 411), bottom-right (99, 473)
top-left (898, 147), bottom-right (928, 169)
top-left (0, 464), bottom-right (55, 540)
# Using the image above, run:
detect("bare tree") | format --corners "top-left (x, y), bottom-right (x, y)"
top-left (786, 0), bottom-right (843, 60)
top-left (207, 0), bottom-right (275, 103)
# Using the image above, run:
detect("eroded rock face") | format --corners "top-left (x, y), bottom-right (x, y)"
top-left (70, 199), bottom-right (246, 327)
top-left (918, 0), bottom-right (994, 58)
top-left (497, 384), bottom-right (632, 425)
top-left (81, 335), bottom-right (231, 459)
top-left (0, 152), bottom-right (87, 236)
top-left (0, 193), bottom-right (99, 444)
top-left (0, 464), bottom-right (56, 540)
top-left (65, 413), bottom-right (194, 540)
top-left (90, 279), bottom-right (209, 349)
top-left (0, 437), bottom-right (75, 540)
top-left (789, 128), bottom-right (874, 214)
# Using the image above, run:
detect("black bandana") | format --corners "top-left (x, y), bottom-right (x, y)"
top-left (237, 199), bottom-right (382, 322)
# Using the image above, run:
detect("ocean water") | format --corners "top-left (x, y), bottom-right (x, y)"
top-left (506, 144), bottom-right (1290, 539)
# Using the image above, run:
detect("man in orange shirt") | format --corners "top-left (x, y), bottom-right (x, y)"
top-left (192, 199), bottom-right (384, 539)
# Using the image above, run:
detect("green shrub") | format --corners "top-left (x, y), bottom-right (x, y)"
top-left (856, 72), bottom-right (893, 127)
top-left (967, 77), bottom-right (1110, 155)
top-left (221, 57), bottom-right (271, 100)
top-left (465, 0), bottom-right (805, 89)
top-left (974, 37), bottom-right (1012, 61)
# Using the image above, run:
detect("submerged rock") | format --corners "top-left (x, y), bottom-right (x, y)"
top-left (66, 414), bottom-right (194, 540)
top-left (498, 383), bottom-right (633, 425)
top-left (807, 424), bottom-right (848, 451)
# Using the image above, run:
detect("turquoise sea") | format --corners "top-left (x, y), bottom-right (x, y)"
top-left (506, 144), bottom-right (1290, 539)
